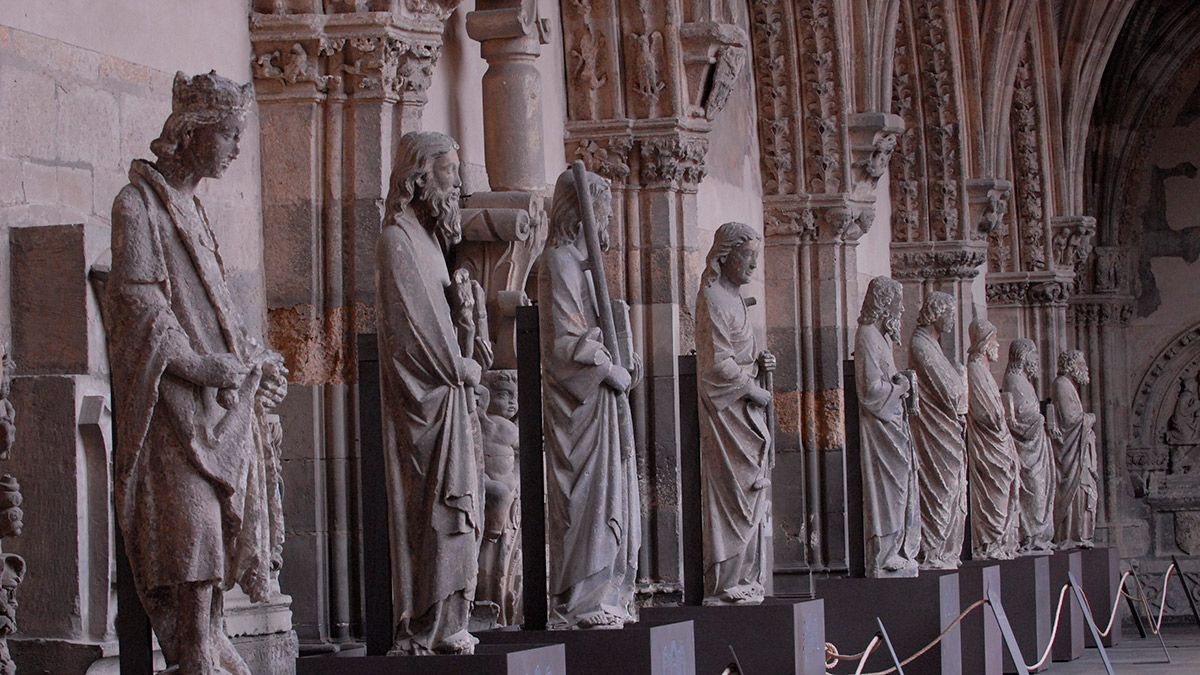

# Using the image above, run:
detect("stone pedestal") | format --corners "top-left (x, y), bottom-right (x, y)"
top-left (1081, 547), bottom-right (1121, 647)
top-left (295, 644), bottom-right (566, 675)
top-left (476, 621), bottom-right (695, 675)
top-left (998, 556), bottom-right (1051, 673)
top-left (226, 589), bottom-right (299, 675)
top-left (1050, 549), bottom-right (1085, 661)
top-left (816, 574), bottom-right (962, 675)
top-left (641, 599), bottom-right (825, 674)
top-left (952, 561), bottom-right (1003, 675)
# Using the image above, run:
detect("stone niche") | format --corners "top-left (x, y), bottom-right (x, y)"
top-left (1127, 321), bottom-right (1200, 618)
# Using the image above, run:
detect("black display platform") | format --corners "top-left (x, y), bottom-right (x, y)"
top-left (295, 644), bottom-right (566, 674)
top-left (641, 598), bottom-right (825, 674)
top-left (816, 574), bottom-right (962, 675)
top-left (476, 620), bottom-right (695, 675)
top-left (1050, 549), bottom-right (1085, 661)
top-left (1081, 546), bottom-right (1121, 647)
top-left (998, 555), bottom-right (1051, 673)
top-left (954, 561), bottom-right (1004, 675)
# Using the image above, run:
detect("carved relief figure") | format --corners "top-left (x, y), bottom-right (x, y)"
top-left (965, 319), bottom-right (1020, 560)
top-left (1003, 339), bottom-right (1056, 554)
top-left (0, 350), bottom-right (13, 460)
top-left (475, 370), bottom-right (523, 628)
top-left (1048, 350), bottom-right (1098, 549)
top-left (695, 222), bottom-right (775, 606)
top-left (570, 24), bottom-right (608, 120)
top-left (909, 292), bottom-right (968, 570)
top-left (0, 554), bottom-right (23, 675)
top-left (376, 131), bottom-right (484, 655)
top-left (855, 277), bottom-right (920, 578)
top-left (105, 71), bottom-right (288, 674)
top-left (1165, 374), bottom-right (1200, 447)
top-left (539, 167), bottom-right (642, 629)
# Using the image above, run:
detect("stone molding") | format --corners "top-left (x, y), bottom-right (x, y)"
top-left (891, 240), bottom-right (987, 280)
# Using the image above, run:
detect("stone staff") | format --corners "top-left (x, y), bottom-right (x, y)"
top-left (570, 159), bottom-right (635, 460)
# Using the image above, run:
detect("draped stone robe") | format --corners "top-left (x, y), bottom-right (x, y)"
top-left (377, 214), bottom-right (483, 653)
top-left (107, 160), bottom-right (276, 655)
top-left (855, 324), bottom-right (920, 577)
top-left (966, 356), bottom-right (1020, 559)
top-left (1049, 375), bottom-right (1098, 549)
top-left (538, 244), bottom-right (640, 628)
top-left (1003, 371), bottom-right (1055, 553)
top-left (696, 282), bottom-right (771, 605)
top-left (909, 327), bottom-right (967, 569)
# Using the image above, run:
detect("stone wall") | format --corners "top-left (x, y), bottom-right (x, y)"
top-left (0, 1), bottom-right (264, 670)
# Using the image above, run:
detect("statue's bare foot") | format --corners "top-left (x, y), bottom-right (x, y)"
top-left (882, 555), bottom-right (911, 571)
top-left (719, 585), bottom-right (760, 604)
top-left (578, 609), bottom-right (624, 629)
top-left (434, 631), bottom-right (478, 655)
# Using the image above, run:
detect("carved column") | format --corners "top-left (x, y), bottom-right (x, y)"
top-left (1070, 245), bottom-right (1135, 549)
top-left (250, 1), bottom-right (459, 648)
top-left (563, 0), bottom-right (748, 599)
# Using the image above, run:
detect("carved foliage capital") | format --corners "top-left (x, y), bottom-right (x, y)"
top-left (892, 241), bottom-right (986, 280)
top-left (986, 279), bottom-right (1069, 307)
top-left (638, 136), bottom-right (708, 191)
top-left (571, 135), bottom-right (635, 183)
top-left (764, 199), bottom-right (874, 243)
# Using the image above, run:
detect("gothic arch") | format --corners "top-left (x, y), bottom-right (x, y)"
top-left (1131, 322), bottom-right (1200, 447)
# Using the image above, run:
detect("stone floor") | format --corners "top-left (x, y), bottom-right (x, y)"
top-left (1051, 626), bottom-right (1200, 674)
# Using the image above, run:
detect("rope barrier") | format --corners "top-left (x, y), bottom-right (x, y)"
top-left (1078, 570), bottom-right (1133, 638)
top-left (1026, 583), bottom-right (1072, 671)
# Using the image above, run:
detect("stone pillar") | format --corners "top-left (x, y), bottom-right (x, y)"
top-left (250, 2), bottom-right (459, 649)
top-left (6, 224), bottom-right (117, 672)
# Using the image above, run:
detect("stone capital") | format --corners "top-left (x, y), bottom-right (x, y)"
top-left (985, 272), bottom-right (1074, 307)
top-left (1069, 295), bottom-right (1134, 326)
top-left (566, 121), bottom-right (635, 185)
top-left (636, 131), bottom-right (709, 193)
top-left (848, 112), bottom-right (905, 196)
top-left (1050, 215), bottom-right (1097, 278)
top-left (763, 194), bottom-right (875, 244)
top-left (892, 240), bottom-right (987, 280)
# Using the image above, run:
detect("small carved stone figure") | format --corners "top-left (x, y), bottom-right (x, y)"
top-left (1003, 339), bottom-right (1056, 554)
top-left (909, 292), bottom-right (968, 570)
top-left (376, 131), bottom-right (484, 654)
top-left (1165, 374), bottom-right (1200, 447)
top-left (965, 319), bottom-right (1020, 560)
top-left (105, 71), bottom-right (288, 675)
top-left (0, 478), bottom-right (21, 541)
top-left (1048, 350), bottom-right (1098, 549)
top-left (0, 349), bottom-right (14, 460)
top-left (539, 166), bottom-right (642, 629)
top-left (695, 222), bottom-right (775, 606)
top-left (0, 553), bottom-right (24, 675)
top-left (475, 370), bottom-right (522, 628)
top-left (855, 277), bottom-right (921, 578)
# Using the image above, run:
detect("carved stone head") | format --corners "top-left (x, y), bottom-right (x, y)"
top-left (859, 276), bottom-right (904, 344)
top-left (968, 318), bottom-right (999, 362)
top-left (385, 131), bottom-right (463, 251)
top-left (1006, 338), bottom-right (1040, 385)
top-left (549, 167), bottom-right (612, 249)
top-left (916, 291), bottom-right (956, 335)
top-left (702, 221), bottom-right (760, 290)
top-left (0, 554), bottom-right (23, 639)
top-left (1058, 350), bottom-right (1090, 387)
top-left (0, 476), bottom-right (21, 540)
top-left (151, 71), bottom-right (253, 179)
top-left (482, 369), bottom-right (518, 421)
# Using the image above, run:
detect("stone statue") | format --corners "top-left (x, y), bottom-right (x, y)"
top-left (965, 319), bottom-right (1020, 560)
top-left (474, 370), bottom-right (523, 628)
top-left (1003, 338), bottom-right (1056, 555)
top-left (0, 553), bottom-right (23, 675)
top-left (855, 276), bottom-right (920, 578)
top-left (105, 71), bottom-right (288, 674)
top-left (909, 292), bottom-right (967, 570)
top-left (539, 166), bottom-right (642, 629)
top-left (1048, 350), bottom-right (1098, 549)
top-left (695, 222), bottom-right (776, 606)
top-left (1165, 374), bottom-right (1200, 446)
top-left (376, 131), bottom-right (486, 654)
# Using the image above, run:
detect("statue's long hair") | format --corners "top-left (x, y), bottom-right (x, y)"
top-left (859, 277), bottom-right (903, 326)
top-left (916, 291), bottom-right (955, 327)
top-left (701, 221), bottom-right (760, 289)
top-left (383, 131), bottom-right (459, 226)
top-left (1006, 338), bottom-right (1039, 384)
top-left (548, 168), bottom-right (611, 248)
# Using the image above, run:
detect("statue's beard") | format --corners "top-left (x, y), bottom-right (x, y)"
top-left (1022, 359), bottom-right (1040, 385)
top-left (1070, 367), bottom-right (1090, 386)
top-left (416, 184), bottom-right (462, 251)
top-left (883, 315), bottom-right (903, 345)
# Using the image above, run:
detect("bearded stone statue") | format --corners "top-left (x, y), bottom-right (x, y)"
top-left (1048, 350), bottom-right (1098, 549)
top-left (855, 277), bottom-right (920, 578)
top-left (1003, 339), bottom-right (1056, 554)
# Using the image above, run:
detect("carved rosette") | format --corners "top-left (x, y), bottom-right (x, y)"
top-left (638, 136), bottom-right (709, 192)
top-left (891, 241), bottom-right (987, 280)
